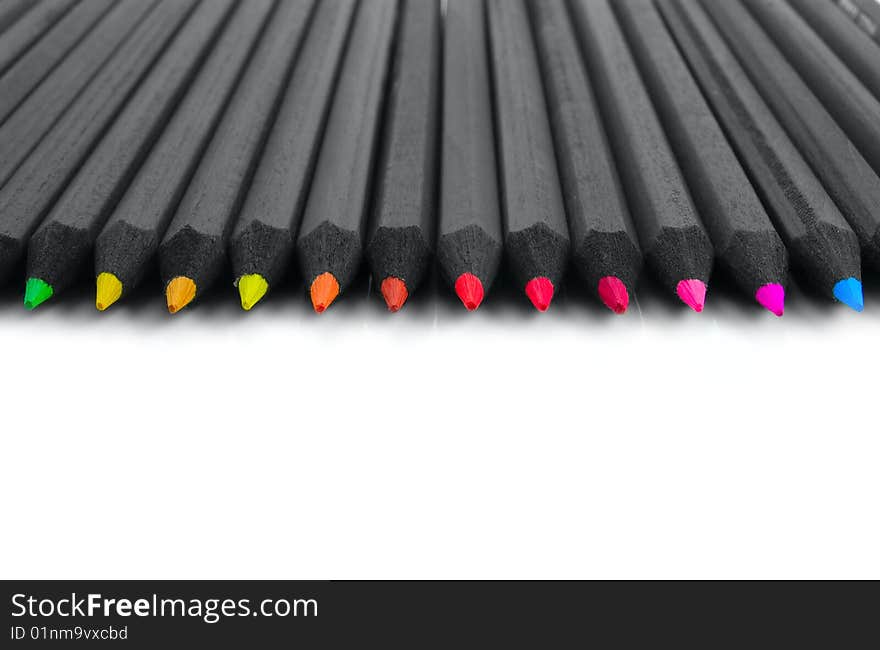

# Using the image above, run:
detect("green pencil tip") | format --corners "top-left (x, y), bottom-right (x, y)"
top-left (24, 277), bottom-right (54, 310)
top-left (238, 274), bottom-right (269, 311)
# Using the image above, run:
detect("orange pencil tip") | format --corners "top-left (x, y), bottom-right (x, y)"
top-left (166, 276), bottom-right (197, 314)
top-left (380, 277), bottom-right (408, 312)
top-left (310, 272), bottom-right (339, 313)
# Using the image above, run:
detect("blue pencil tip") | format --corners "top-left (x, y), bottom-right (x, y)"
top-left (833, 277), bottom-right (864, 312)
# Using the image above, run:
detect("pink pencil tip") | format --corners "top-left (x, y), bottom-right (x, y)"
top-left (597, 276), bottom-right (629, 314)
top-left (454, 273), bottom-right (484, 311)
top-left (755, 283), bottom-right (785, 317)
top-left (525, 277), bottom-right (554, 312)
top-left (676, 279), bottom-right (707, 312)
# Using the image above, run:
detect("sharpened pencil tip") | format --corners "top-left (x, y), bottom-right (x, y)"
top-left (755, 283), bottom-right (785, 317)
top-left (833, 277), bottom-right (864, 312)
top-left (310, 272), bottom-right (339, 313)
top-left (380, 277), bottom-right (408, 312)
top-left (525, 277), bottom-right (554, 312)
top-left (24, 277), bottom-right (53, 310)
top-left (676, 279), bottom-right (707, 312)
top-left (597, 276), bottom-right (629, 314)
top-left (454, 273), bottom-right (484, 311)
top-left (95, 273), bottom-right (123, 311)
top-left (238, 274), bottom-right (268, 311)
top-left (166, 276), bottom-right (197, 314)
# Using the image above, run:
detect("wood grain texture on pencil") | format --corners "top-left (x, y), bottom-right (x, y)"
top-left (24, 0), bottom-right (235, 310)
top-left (295, 0), bottom-right (399, 314)
top-left (614, 0), bottom-right (787, 316)
top-left (437, 0), bottom-right (503, 312)
top-left (569, 0), bottom-right (713, 312)
top-left (94, 1), bottom-right (276, 310)
top-left (702, 0), bottom-right (880, 271)
top-left (487, 0), bottom-right (570, 312)
top-left (0, 0), bottom-right (192, 286)
top-left (159, 0), bottom-right (317, 314)
top-left (529, 0), bottom-right (641, 315)
top-left (229, 0), bottom-right (357, 312)
top-left (658, 0), bottom-right (863, 311)
top-left (365, 0), bottom-right (442, 313)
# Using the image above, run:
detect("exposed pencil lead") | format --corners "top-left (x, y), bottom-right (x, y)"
top-left (676, 278), bottom-right (707, 312)
top-left (597, 276), bottom-right (630, 314)
top-left (833, 277), bottom-right (864, 312)
top-left (95, 273), bottom-right (123, 311)
top-left (166, 276), bottom-right (196, 314)
top-left (524, 277), bottom-right (554, 312)
top-left (23, 277), bottom-right (53, 310)
top-left (238, 274), bottom-right (268, 311)
top-left (454, 273), bottom-right (485, 311)
top-left (755, 283), bottom-right (785, 317)
top-left (380, 277), bottom-right (408, 312)
top-left (310, 272), bottom-right (339, 313)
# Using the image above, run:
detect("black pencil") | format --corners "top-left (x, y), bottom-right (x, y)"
top-left (569, 0), bottom-right (713, 312)
top-left (486, 0), bottom-right (569, 312)
top-left (703, 0), bottom-right (880, 271)
top-left (23, 0), bottom-right (233, 309)
top-left (95, 0), bottom-right (277, 311)
top-left (0, 0), bottom-right (32, 36)
top-left (159, 0), bottom-right (316, 314)
top-left (0, 0), bottom-right (194, 286)
top-left (790, 0), bottom-right (880, 102)
top-left (0, 0), bottom-right (155, 186)
top-left (0, 0), bottom-right (114, 125)
top-left (295, 0), bottom-right (399, 314)
top-left (835, 0), bottom-right (880, 45)
top-left (529, 0), bottom-right (642, 315)
top-left (436, 0), bottom-right (503, 312)
top-left (365, 0), bottom-right (441, 313)
top-left (743, 0), bottom-right (880, 177)
top-left (0, 0), bottom-right (78, 78)
top-left (228, 0), bottom-right (357, 312)
top-left (658, 0), bottom-right (864, 310)
top-left (614, 0), bottom-right (787, 316)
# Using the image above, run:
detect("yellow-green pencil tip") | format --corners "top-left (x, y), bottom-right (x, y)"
top-left (238, 274), bottom-right (269, 311)
top-left (95, 272), bottom-right (123, 311)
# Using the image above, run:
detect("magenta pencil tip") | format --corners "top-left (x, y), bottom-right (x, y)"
top-left (597, 276), bottom-right (629, 314)
top-left (755, 283), bottom-right (785, 317)
top-left (676, 279), bottom-right (707, 312)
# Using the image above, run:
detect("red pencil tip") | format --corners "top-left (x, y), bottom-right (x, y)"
top-left (380, 277), bottom-right (408, 312)
top-left (525, 277), bottom-right (554, 312)
top-left (454, 273), bottom-right (484, 311)
top-left (676, 279), bottom-right (707, 312)
top-left (597, 276), bottom-right (629, 314)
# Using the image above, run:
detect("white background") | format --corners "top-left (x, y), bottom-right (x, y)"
top-left (2, 269), bottom-right (878, 580)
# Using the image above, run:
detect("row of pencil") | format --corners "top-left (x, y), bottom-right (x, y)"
top-left (1, 0), bottom-right (879, 317)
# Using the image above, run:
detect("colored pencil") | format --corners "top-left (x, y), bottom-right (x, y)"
top-left (94, 1), bottom-right (275, 311)
top-left (365, 0), bottom-right (441, 313)
top-left (0, 0), bottom-right (114, 125)
top-left (614, 0), bottom-right (787, 316)
top-left (790, 0), bottom-right (880, 102)
top-left (0, 0), bottom-right (32, 36)
top-left (658, 0), bottom-right (863, 310)
top-left (228, 0), bottom-right (357, 312)
top-left (159, 0), bottom-right (316, 314)
top-left (295, 0), bottom-right (399, 313)
top-left (529, 0), bottom-right (642, 314)
top-left (486, 0), bottom-right (569, 312)
top-left (0, 0), bottom-right (78, 77)
top-left (437, 0), bottom-right (503, 312)
top-left (569, 0), bottom-right (713, 311)
top-left (703, 0), bottom-right (880, 270)
top-left (835, 0), bottom-right (880, 45)
top-left (743, 0), bottom-right (880, 176)
top-left (0, 0), bottom-right (155, 186)
top-left (23, 0), bottom-right (233, 309)
top-left (0, 0), bottom-right (194, 285)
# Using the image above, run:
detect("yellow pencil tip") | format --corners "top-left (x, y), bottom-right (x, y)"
top-left (166, 276), bottom-right (197, 314)
top-left (238, 274), bottom-right (268, 311)
top-left (95, 272), bottom-right (123, 311)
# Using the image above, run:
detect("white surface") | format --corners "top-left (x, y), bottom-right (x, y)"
top-left (1, 274), bottom-right (878, 580)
